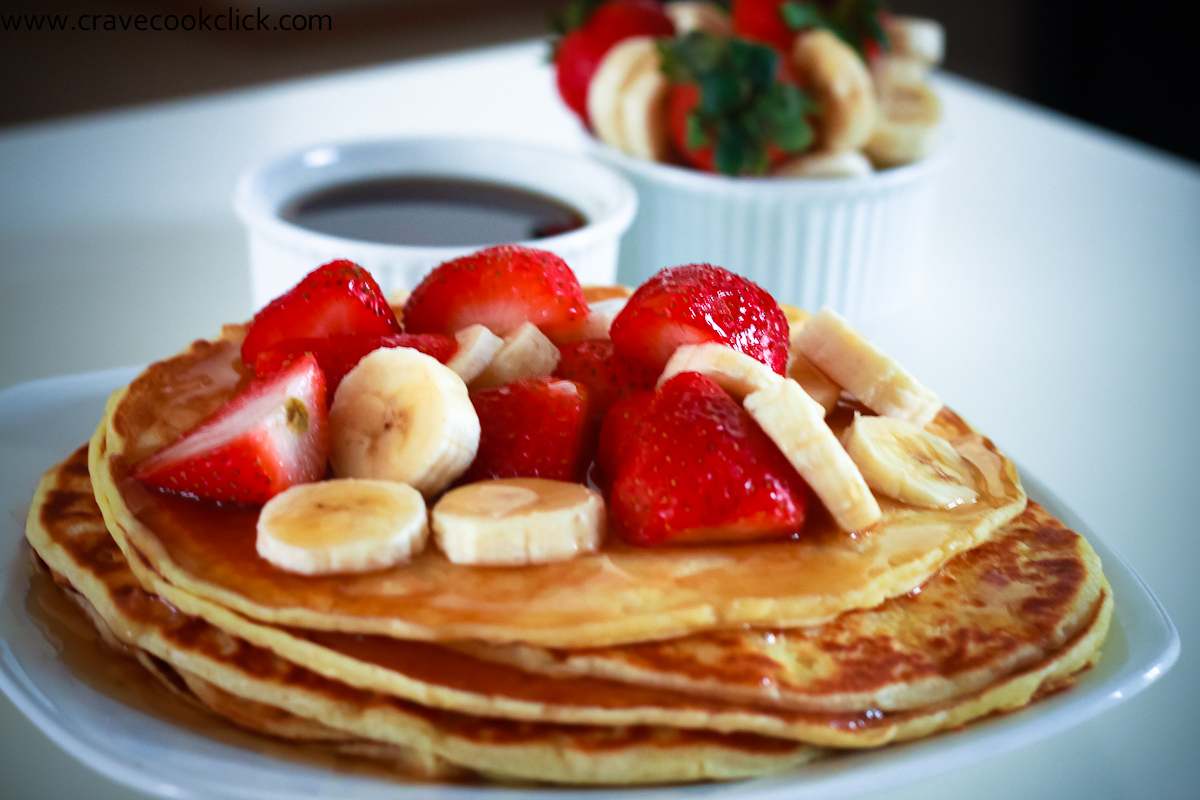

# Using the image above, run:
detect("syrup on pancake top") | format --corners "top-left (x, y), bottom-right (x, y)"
top-left (95, 247), bottom-right (1026, 647)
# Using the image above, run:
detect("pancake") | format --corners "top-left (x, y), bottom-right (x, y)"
top-left (36, 445), bottom-right (1108, 759)
top-left (92, 331), bottom-right (1027, 647)
top-left (29, 447), bottom-right (825, 784)
top-left (450, 502), bottom-right (1103, 713)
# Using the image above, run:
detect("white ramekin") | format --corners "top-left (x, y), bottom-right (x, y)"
top-left (593, 144), bottom-right (947, 323)
top-left (234, 138), bottom-right (638, 309)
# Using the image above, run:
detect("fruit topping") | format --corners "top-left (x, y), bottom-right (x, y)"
top-left (608, 371), bottom-right (809, 545)
top-left (791, 306), bottom-right (941, 426)
top-left (552, 0), bottom-right (676, 126)
top-left (257, 479), bottom-right (429, 574)
top-left (843, 414), bottom-right (977, 508)
top-left (463, 377), bottom-right (592, 483)
top-left (553, 339), bottom-right (659, 420)
top-left (134, 354), bottom-right (329, 505)
top-left (445, 324), bottom-right (506, 385)
top-left (471, 322), bottom-right (562, 390)
top-left (609, 263), bottom-right (790, 373)
top-left (241, 260), bottom-right (400, 367)
top-left (329, 347), bottom-right (480, 497)
top-left (596, 388), bottom-right (656, 483)
top-left (402, 245), bottom-right (590, 342)
top-left (744, 376), bottom-right (880, 531)
top-left (659, 342), bottom-right (783, 399)
top-left (253, 333), bottom-right (456, 398)
top-left (432, 478), bottom-right (605, 565)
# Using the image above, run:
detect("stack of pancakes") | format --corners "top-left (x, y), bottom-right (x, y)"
top-left (24, 329), bottom-right (1112, 785)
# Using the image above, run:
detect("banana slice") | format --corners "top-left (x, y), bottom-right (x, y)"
top-left (620, 66), bottom-right (672, 162)
top-left (778, 303), bottom-right (810, 331)
top-left (773, 149), bottom-right (873, 179)
top-left (864, 75), bottom-right (941, 167)
top-left (665, 1), bottom-right (732, 35)
top-left (588, 36), bottom-right (659, 153)
top-left (871, 53), bottom-right (929, 87)
top-left (556, 296), bottom-right (629, 343)
top-left (386, 287), bottom-right (410, 324)
top-left (792, 307), bottom-right (942, 427)
top-left (446, 324), bottom-right (505, 384)
top-left (884, 15), bottom-right (944, 66)
top-left (745, 379), bottom-right (881, 532)
top-left (330, 347), bottom-right (480, 497)
top-left (432, 478), bottom-right (605, 566)
top-left (791, 29), bottom-right (877, 153)
top-left (257, 479), bottom-right (429, 575)
top-left (659, 343), bottom-right (782, 399)
top-left (471, 321), bottom-right (561, 390)
top-left (843, 414), bottom-right (978, 508)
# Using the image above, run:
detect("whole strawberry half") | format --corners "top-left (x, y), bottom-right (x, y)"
top-left (241, 260), bottom-right (401, 367)
top-left (554, 339), bottom-right (659, 422)
top-left (254, 333), bottom-right (457, 399)
top-left (609, 263), bottom-right (790, 373)
top-left (402, 245), bottom-right (590, 342)
top-left (553, 0), bottom-right (676, 126)
top-left (596, 388), bottom-right (655, 484)
top-left (133, 354), bottom-right (329, 505)
top-left (608, 372), bottom-right (808, 546)
top-left (463, 377), bottom-right (592, 483)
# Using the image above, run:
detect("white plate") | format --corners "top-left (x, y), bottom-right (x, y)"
top-left (0, 369), bottom-right (1180, 800)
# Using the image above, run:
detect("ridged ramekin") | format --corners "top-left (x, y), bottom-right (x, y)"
top-left (235, 138), bottom-right (637, 310)
top-left (592, 144), bottom-right (947, 322)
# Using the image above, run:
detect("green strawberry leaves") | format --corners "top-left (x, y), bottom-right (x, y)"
top-left (660, 31), bottom-right (816, 176)
top-left (779, 0), bottom-right (889, 58)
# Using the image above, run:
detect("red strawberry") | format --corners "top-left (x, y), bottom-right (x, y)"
top-left (554, 0), bottom-right (676, 126)
top-left (402, 245), bottom-right (590, 342)
top-left (133, 355), bottom-right (329, 505)
top-left (596, 388), bottom-right (655, 483)
top-left (731, 0), bottom-right (795, 51)
top-left (609, 372), bottom-right (808, 546)
top-left (254, 333), bottom-right (456, 398)
top-left (463, 378), bottom-right (592, 483)
top-left (553, 339), bottom-right (659, 421)
top-left (241, 260), bottom-right (400, 367)
top-left (609, 264), bottom-right (790, 374)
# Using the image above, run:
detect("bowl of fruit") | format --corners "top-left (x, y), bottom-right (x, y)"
top-left (550, 0), bottom-right (947, 323)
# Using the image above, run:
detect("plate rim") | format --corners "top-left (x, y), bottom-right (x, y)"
top-left (0, 369), bottom-right (1181, 800)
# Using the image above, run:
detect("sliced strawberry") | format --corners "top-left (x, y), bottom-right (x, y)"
top-left (402, 245), bottom-right (590, 342)
top-left (596, 388), bottom-right (655, 484)
top-left (133, 355), bottom-right (329, 505)
top-left (609, 372), bottom-right (808, 546)
top-left (553, 339), bottom-right (659, 422)
top-left (254, 333), bottom-right (457, 398)
top-left (553, 0), bottom-right (676, 126)
top-left (463, 377), bottom-right (592, 483)
top-left (241, 260), bottom-right (400, 367)
top-left (609, 264), bottom-right (790, 374)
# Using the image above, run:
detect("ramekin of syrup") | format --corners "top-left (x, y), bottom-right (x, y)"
top-left (235, 138), bottom-right (636, 309)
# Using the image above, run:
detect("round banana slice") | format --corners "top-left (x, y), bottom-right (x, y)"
top-left (864, 77), bottom-right (941, 167)
top-left (792, 307), bottom-right (942, 427)
top-left (619, 66), bottom-right (672, 162)
top-left (884, 15), bottom-right (945, 66)
top-left (745, 378), bottom-right (881, 532)
top-left (791, 29), bottom-right (877, 153)
top-left (778, 303), bottom-right (810, 330)
top-left (257, 479), bottom-right (429, 575)
top-left (432, 478), bottom-right (605, 566)
top-left (588, 36), bottom-right (660, 152)
top-left (330, 347), bottom-right (480, 497)
top-left (773, 149), bottom-right (873, 179)
top-left (446, 324), bottom-right (505, 385)
top-left (386, 287), bottom-right (410, 324)
top-left (843, 415), bottom-right (978, 508)
top-left (659, 342), bottom-right (783, 400)
top-left (665, 1), bottom-right (732, 35)
top-left (471, 321), bottom-right (561, 390)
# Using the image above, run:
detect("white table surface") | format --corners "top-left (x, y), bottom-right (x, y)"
top-left (2, 40), bottom-right (1198, 800)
